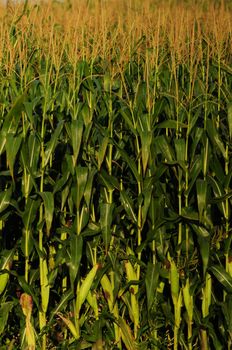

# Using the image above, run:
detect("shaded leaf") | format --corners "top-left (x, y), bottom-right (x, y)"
top-left (120, 190), bottom-right (137, 223)
top-left (155, 135), bottom-right (174, 161)
top-left (191, 224), bottom-right (210, 276)
top-left (0, 302), bottom-right (14, 335)
top-left (209, 265), bottom-right (232, 293)
top-left (114, 144), bottom-right (140, 183)
top-left (196, 179), bottom-right (207, 221)
top-left (5, 133), bottom-right (22, 179)
top-left (49, 290), bottom-right (73, 323)
top-left (156, 120), bottom-right (187, 129)
top-left (145, 262), bottom-right (159, 311)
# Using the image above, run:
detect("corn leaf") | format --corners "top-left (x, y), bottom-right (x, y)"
top-left (69, 234), bottom-right (83, 286)
top-left (227, 102), bottom-right (232, 140)
top-left (76, 264), bottom-right (100, 314)
top-left (49, 290), bottom-right (73, 323)
top-left (209, 265), bottom-right (232, 293)
top-left (191, 224), bottom-right (210, 276)
top-left (0, 302), bottom-right (14, 335)
top-left (100, 203), bottom-right (114, 252)
top-left (44, 120), bottom-right (64, 167)
top-left (196, 179), bottom-right (207, 221)
top-left (145, 262), bottom-right (160, 311)
top-left (0, 187), bottom-right (12, 214)
top-left (71, 118), bottom-right (83, 166)
top-left (5, 133), bottom-right (22, 179)
top-left (120, 190), bottom-right (137, 223)
top-left (39, 192), bottom-right (54, 236)
top-left (117, 317), bottom-right (139, 350)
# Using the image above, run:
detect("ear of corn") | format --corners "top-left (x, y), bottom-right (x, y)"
top-left (169, 255), bottom-right (179, 306)
top-left (20, 293), bottom-right (36, 350)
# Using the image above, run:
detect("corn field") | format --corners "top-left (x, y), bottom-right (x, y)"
top-left (0, 0), bottom-right (232, 349)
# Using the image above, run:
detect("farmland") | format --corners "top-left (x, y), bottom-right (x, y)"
top-left (0, 0), bottom-right (232, 349)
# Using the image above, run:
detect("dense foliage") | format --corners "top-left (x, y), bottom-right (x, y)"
top-left (0, 0), bottom-right (232, 349)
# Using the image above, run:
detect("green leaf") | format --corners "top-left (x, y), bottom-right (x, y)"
top-left (145, 262), bottom-right (160, 311)
top-left (196, 179), bottom-right (207, 222)
top-left (53, 169), bottom-right (70, 195)
top-left (20, 142), bottom-right (39, 195)
top-left (114, 144), bottom-right (140, 183)
top-left (68, 234), bottom-right (83, 286)
top-left (40, 192), bottom-right (54, 236)
top-left (156, 120), bottom-right (187, 129)
top-left (140, 130), bottom-right (152, 174)
top-left (206, 119), bottom-right (226, 158)
top-left (164, 160), bottom-right (186, 172)
top-left (224, 163), bottom-right (232, 189)
top-left (155, 135), bottom-right (174, 161)
top-left (0, 187), bottom-right (12, 214)
top-left (190, 128), bottom-right (203, 164)
top-left (0, 302), bottom-right (14, 335)
top-left (97, 136), bottom-right (109, 170)
top-left (74, 166), bottom-right (88, 210)
top-left (71, 118), bottom-right (83, 166)
top-left (84, 168), bottom-right (97, 209)
top-left (227, 102), bottom-right (232, 140)
top-left (222, 295), bottom-right (232, 331)
top-left (209, 265), bottom-right (232, 293)
top-left (44, 120), bottom-right (64, 168)
top-left (21, 229), bottom-right (34, 257)
top-left (120, 107), bottom-right (137, 134)
top-left (185, 155), bottom-right (201, 196)
top-left (0, 249), bottom-right (15, 294)
top-left (209, 153), bottom-right (224, 183)
top-left (117, 317), bottom-right (139, 350)
top-left (188, 107), bottom-right (202, 134)
top-left (76, 264), bottom-right (100, 314)
top-left (49, 289), bottom-right (73, 323)
top-left (100, 203), bottom-right (114, 252)
top-left (0, 93), bottom-right (26, 155)
top-left (210, 190), bottom-right (232, 203)
top-left (207, 175), bottom-right (226, 218)
top-left (174, 138), bottom-right (185, 162)
top-left (191, 224), bottom-right (210, 276)
top-left (5, 133), bottom-right (22, 179)
top-left (120, 190), bottom-right (137, 223)
top-left (98, 169), bottom-right (120, 191)
top-left (28, 133), bottom-right (40, 172)
top-left (181, 208), bottom-right (199, 221)
top-left (208, 328), bottom-right (223, 350)
top-left (22, 198), bottom-right (41, 231)
top-left (0, 249), bottom-right (15, 270)
top-left (141, 187), bottom-right (152, 228)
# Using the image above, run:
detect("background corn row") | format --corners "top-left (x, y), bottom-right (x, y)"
top-left (0, 0), bottom-right (232, 349)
